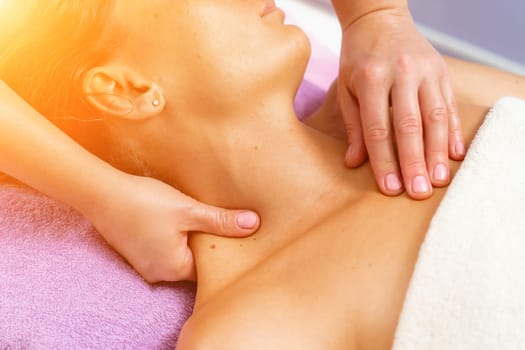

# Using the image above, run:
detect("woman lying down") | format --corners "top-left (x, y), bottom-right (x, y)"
top-left (2, 1), bottom-right (525, 349)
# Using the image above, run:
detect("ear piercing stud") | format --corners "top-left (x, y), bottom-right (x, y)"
top-left (152, 99), bottom-right (160, 107)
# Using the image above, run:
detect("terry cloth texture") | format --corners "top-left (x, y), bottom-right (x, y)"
top-left (393, 97), bottom-right (525, 350)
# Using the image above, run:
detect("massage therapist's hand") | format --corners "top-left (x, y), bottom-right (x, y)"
top-left (336, 7), bottom-right (465, 199)
top-left (87, 175), bottom-right (260, 283)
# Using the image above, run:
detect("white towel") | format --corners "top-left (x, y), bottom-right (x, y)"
top-left (393, 97), bottom-right (525, 350)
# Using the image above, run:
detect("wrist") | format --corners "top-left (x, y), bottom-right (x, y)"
top-left (72, 164), bottom-right (132, 227)
top-left (331, 0), bottom-right (409, 30)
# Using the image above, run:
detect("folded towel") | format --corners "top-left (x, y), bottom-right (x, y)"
top-left (0, 186), bottom-right (196, 348)
top-left (393, 97), bottom-right (525, 349)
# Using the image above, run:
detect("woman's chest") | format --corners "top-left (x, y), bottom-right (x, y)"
top-left (193, 193), bottom-right (446, 348)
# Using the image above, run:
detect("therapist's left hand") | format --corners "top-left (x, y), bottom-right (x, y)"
top-left (337, 6), bottom-right (465, 200)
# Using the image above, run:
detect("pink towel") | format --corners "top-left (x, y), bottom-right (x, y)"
top-left (0, 186), bottom-right (196, 348)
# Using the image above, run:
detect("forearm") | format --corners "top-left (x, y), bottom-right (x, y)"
top-left (0, 80), bottom-right (125, 220)
top-left (330, 0), bottom-right (409, 28)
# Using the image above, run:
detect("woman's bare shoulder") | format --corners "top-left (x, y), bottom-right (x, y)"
top-left (446, 56), bottom-right (525, 107)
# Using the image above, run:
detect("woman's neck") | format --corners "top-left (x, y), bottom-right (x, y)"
top-left (144, 93), bottom-right (371, 234)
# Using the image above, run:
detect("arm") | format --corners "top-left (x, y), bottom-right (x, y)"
top-left (330, 0), bottom-right (465, 200)
top-left (0, 80), bottom-right (259, 282)
top-left (331, 0), bottom-right (407, 28)
top-left (0, 80), bottom-right (116, 215)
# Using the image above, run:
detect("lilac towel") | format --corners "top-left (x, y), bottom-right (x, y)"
top-left (0, 79), bottom-right (328, 348)
top-left (0, 186), bottom-right (196, 348)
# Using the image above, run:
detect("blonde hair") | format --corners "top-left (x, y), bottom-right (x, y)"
top-left (0, 0), bottom-right (119, 161)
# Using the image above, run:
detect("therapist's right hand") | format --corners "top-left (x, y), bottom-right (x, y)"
top-left (87, 175), bottom-right (260, 283)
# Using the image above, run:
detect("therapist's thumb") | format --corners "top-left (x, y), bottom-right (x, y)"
top-left (186, 202), bottom-right (260, 237)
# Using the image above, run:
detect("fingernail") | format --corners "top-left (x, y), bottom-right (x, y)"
top-left (433, 163), bottom-right (449, 182)
top-left (455, 142), bottom-right (465, 157)
top-left (236, 211), bottom-right (258, 229)
top-left (385, 173), bottom-right (403, 192)
top-left (412, 175), bottom-right (430, 193)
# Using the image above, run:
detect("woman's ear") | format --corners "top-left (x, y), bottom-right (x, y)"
top-left (82, 66), bottom-right (165, 120)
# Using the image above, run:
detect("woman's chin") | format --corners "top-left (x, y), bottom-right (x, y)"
top-left (287, 28), bottom-right (312, 88)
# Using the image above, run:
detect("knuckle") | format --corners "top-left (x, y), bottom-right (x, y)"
top-left (344, 124), bottom-right (353, 136)
top-left (450, 124), bottom-right (462, 134)
top-left (395, 115), bottom-right (421, 136)
top-left (357, 61), bottom-right (387, 84)
top-left (183, 202), bottom-right (211, 231)
top-left (427, 106), bottom-right (448, 124)
top-left (364, 122), bottom-right (390, 142)
top-left (426, 148), bottom-right (447, 160)
top-left (374, 159), bottom-right (398, 173)
top-left (448, 110), bottom-right (462, 134)
top-left (403, 159), bottom-right (427, 173)
top-left (215, 210), bottom-right (231, 233)
top-left (180, 202), bottom-right (198, 223)
top-left (447, 95), bottom-right (458, 108)
top-left (344, 120), bottom-right (356, 137)
top-left (396, 53), bottom-right (413, 73)
top-left (447, 99), bottom-right (459, 116)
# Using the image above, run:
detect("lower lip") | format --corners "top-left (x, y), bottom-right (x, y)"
top-left (262, 4), bottom-right (281, 17)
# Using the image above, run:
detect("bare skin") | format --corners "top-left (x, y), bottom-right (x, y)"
top-left (175, 107), bottom-right (483, 350)
top-left (0, 2), bottom-right (260, 283)
top-left (176, 59), bottom-right (525, 349)
top-left (2, 0), bottom-right (513, 286)
top-left (72, 3), bottom-right (521, 347)
top-left (5, 1), bottom-right (523, 348)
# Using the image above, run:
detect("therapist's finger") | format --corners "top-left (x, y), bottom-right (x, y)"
top-left (337, 82), bottom-right (367, 168)
top-left (419, 79), bottom-right (450, 187)
top-left (391, 78), bottom-right (432, 200)
top-left (182, 199), bottom-right (260, 237)
top-left (356, 80), bottom-right (404, 196)
top-left (441, 76), bottom-right (465, 161)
